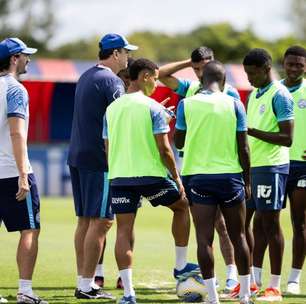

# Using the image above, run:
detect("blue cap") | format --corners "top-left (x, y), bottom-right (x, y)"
top-left (99, 33), bottom-right (138, 51)
top-left (0, 38), bottom-right (37, 60)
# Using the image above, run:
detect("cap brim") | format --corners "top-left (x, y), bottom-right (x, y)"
top-left (21, 47), bottom-right (37, 55)
top-left (124, 44), bottom-right (138, 51)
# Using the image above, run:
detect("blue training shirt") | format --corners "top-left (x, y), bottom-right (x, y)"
top-left (175, 90), bottom-right (247, 132)
top-left (68, 65), bottom-right (125, 171)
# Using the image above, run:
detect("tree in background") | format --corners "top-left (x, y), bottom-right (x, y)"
top-left (291, 0), bottom-right (306, 40)
top-left (0, 0), bottom-right (56, 54)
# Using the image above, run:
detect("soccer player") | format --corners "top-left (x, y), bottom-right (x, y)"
top-left (104, 58), bottom-right (198, 304)
top-left (0, 38), bottom-right (47, 304)
top-left (243, 48), bottom-right (294, 302)
top-left (251, 46), bottom-right (306, 295)
top-left (67, 33), bottom-right (138, 299)
top-left (174, 60), bottom-right (252, 304)
top-left (94, 57), bottom-right (136, 290)
top-left (159, 47), bottom-right (240, 291)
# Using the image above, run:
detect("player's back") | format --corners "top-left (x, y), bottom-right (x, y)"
top-left (68, 66), bottom-right (123, 171)
top-left (181, 91), bottom-right (242, 175)
top-left (106, 92), bottom-right (168, 179)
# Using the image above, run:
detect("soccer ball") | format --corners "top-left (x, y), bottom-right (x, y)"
top-left (176, 275), bottom-right (207, 300)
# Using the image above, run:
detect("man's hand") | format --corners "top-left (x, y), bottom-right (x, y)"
top-left (174, 177), bottom-right (186, 199)
top-left (16, 174), bottom-right (30, 201)
top-left (245, 182), bottom-right (251, 201)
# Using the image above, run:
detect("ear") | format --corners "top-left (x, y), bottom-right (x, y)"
top-left (142, 71), bottom-right (150, 82)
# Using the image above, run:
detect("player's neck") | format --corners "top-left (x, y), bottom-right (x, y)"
top-left (283, 76), bottom-right (303, 88)
top-left (203, 82), bottom-right (222, 93)
top-left (127, 82), bottom-right (142, 94)
top-left (0, 68), bottom-right (16, 78)
top-left (98, 59), bottom-right (120, 74)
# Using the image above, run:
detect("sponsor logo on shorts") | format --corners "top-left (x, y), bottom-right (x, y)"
top-left (297, 179), bottom-right (306, 188)
top-left (112, 197), bottom-right (130, 204)
top-left (259, 104), bottom-right (266, 114)
top-left (190, 188), bottom-right (211, 198)
top-left (146, 190), bottom-right (168, 201)
top-left (298, 99), bottom-right (306, 109)
top-left (257, 185), bottom-right (272, 199)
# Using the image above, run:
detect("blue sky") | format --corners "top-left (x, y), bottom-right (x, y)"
top-left (52, 0), bottom-right (292, 47)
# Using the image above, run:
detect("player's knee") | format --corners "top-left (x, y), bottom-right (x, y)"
top-left (170, 197), bottom-right (189, 213)
top-left (292, 217), bottom-right (305, 234)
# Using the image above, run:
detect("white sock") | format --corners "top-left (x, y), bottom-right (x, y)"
top-left (95, 264), bottom-right (104, 277)
top-left (239, 274), bottom-right (251, 299)
top-left (250, 266), bottom-right (256, 285)
top-left (175, 246), bottom-right (187, 270)
top-left (226, 264), bottom-right (238, 281)
top-left (203, 277), bottom-right (218, 303)
top-left (269, 274), bottom-right (281, 290)
top-left (253, 266), bottom-right (262, 286)
top-left (288, 268), bottom-right (301, 284)
top-left (77, 275), bottom-right (82, 289)
top-left (18, 279), bottom-right (33, 296)
top-left (119, 269), bottom-right (135, 297)
top-left (80, 277), bottom-right (93, 292)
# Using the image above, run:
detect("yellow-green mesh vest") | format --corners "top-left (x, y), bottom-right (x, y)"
top-left (181, 92), bottom-right (242, 175)
top-left (185, 81), bottom-right (233, 97)
top-left (247, 82), bottom-right (289, 167)
top-left (106, 92), bottom-right (167, 179)
top-left (289, 79), bottom-right (306, 161)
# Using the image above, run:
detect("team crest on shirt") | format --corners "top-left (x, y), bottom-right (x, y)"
top-left (259, 104), bottom-right (266, 114)
top-left (297, 99), bottom-right (306, 109)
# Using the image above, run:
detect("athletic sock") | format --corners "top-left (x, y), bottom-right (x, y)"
top-left (269, 274), bottom-right (281, 290)
top-left (253, 266), bottom-right (262, 286)
top-left (77, 275), bottom-right (82, 289)
top-left (203, 277), bottom-right (218, 303)
top-left (175, 246), bottom-right (187, 270)
top-left (226, 264), bottom-right (238, 281)
top-left (239, 274), bottom-right (251, 299)
top-left (250, 266), bottom-right (256, 285)
top-left (119, 269), bottom-right (135, 297)
top-left (95, 264), bottom-right (104, 277)
top-left (18, 279), bottom-right (33, 296)
top-left (288, 268), bottom-right (301, 284)
top-left (80, 277), bottom-right (93, 292)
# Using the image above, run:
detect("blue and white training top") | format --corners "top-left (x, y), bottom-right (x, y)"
top-left (0, 74), bottom-right (32, 178)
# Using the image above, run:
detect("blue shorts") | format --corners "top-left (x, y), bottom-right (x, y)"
top-left (110, 178), bottom-right (180, 214)
top-left (287, 162), bottom-right (306, 195)
top-left (246, 172), bottom-right (287, 211)
top-left (182, 174), bottom-right (245, 207)
top-left (0, 174), bottom-right (40, 232)
top-left (69, 166), bottom-right (113, 219)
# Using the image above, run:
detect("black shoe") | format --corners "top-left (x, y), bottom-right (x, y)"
top-left (75, 288), bottom-right (115, 300)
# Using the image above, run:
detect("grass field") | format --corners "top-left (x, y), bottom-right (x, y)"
top-left (0, 197), bottom-right (305, 303)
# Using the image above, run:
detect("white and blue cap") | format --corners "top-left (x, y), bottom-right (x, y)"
top-left (99, 33), bottom-right (138, 51)
top-left (0, 37), bottom-right (37, 60)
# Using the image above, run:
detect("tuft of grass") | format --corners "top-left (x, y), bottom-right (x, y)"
top-left (0, 197), bottom-right (305, 303)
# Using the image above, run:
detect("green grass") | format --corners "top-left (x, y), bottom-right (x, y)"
top-left (0, 197), bottom-right (305, 303)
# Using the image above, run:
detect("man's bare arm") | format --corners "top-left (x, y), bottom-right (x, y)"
top-left (159, 59), bottom-right (191, 91)
top-left (8, 117), bottom-right (29, 201)
top-left (248, 120), bottom-right (294, 147)
top-left (154, 133), bottom-right (184, 195)
top-left (237, 131), bottom-right (251, 200)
